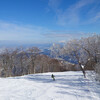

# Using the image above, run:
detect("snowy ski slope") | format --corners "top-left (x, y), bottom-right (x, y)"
top-left (0, 71), bottom-right (100, 100)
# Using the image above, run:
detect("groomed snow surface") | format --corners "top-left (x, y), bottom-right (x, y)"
top-left (0, 71), bottom-right (100, 100)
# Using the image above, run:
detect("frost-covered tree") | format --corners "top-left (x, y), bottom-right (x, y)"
top-left (62, 39), bottom-right (86, 77)
top-left (80, 35), bottom-right (100, 65)
top-left (50, 34), bottom-right (100, 79)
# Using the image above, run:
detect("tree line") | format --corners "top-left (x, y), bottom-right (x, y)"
top-left (0, 47), bottom-right (63, 77)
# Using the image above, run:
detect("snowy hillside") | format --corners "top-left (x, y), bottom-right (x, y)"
top-left (0, 71), bottom-right (100, 100)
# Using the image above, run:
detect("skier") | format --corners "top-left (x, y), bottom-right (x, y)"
top-left (51, 74), bottom-right (55, 81)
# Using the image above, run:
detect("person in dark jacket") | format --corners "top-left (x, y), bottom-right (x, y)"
top-left (51, 74), bottom-right (55, 81)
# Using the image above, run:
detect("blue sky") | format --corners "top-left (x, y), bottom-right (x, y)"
top-left (0, 0), bottom-right (100, 44)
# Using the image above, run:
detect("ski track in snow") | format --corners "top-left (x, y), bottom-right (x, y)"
top-left (0, 71), bottom-right (100, 100)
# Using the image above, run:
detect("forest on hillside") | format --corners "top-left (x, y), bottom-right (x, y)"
top-left (0, 34), bottom-right (100, 81)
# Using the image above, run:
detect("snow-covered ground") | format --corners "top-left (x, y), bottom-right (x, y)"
top-left (0, 71), bottom-right (100, 100)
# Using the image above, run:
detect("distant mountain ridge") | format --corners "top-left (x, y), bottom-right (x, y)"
top-left (0, 40), bottom-right (52, 49)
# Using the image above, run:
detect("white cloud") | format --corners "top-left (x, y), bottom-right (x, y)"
top-left (0, 20), bottom-right (97, 44)
top-left (48, 0), bottom-right (100, 26)
top-left (89, 12), bottom-right (100, 23)
top-left (48, 0), bottom-right (61, 11)
top-left (0, 21), bottom-right (49, 42)
top-left (44, 31), bottom-right (91, 40)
